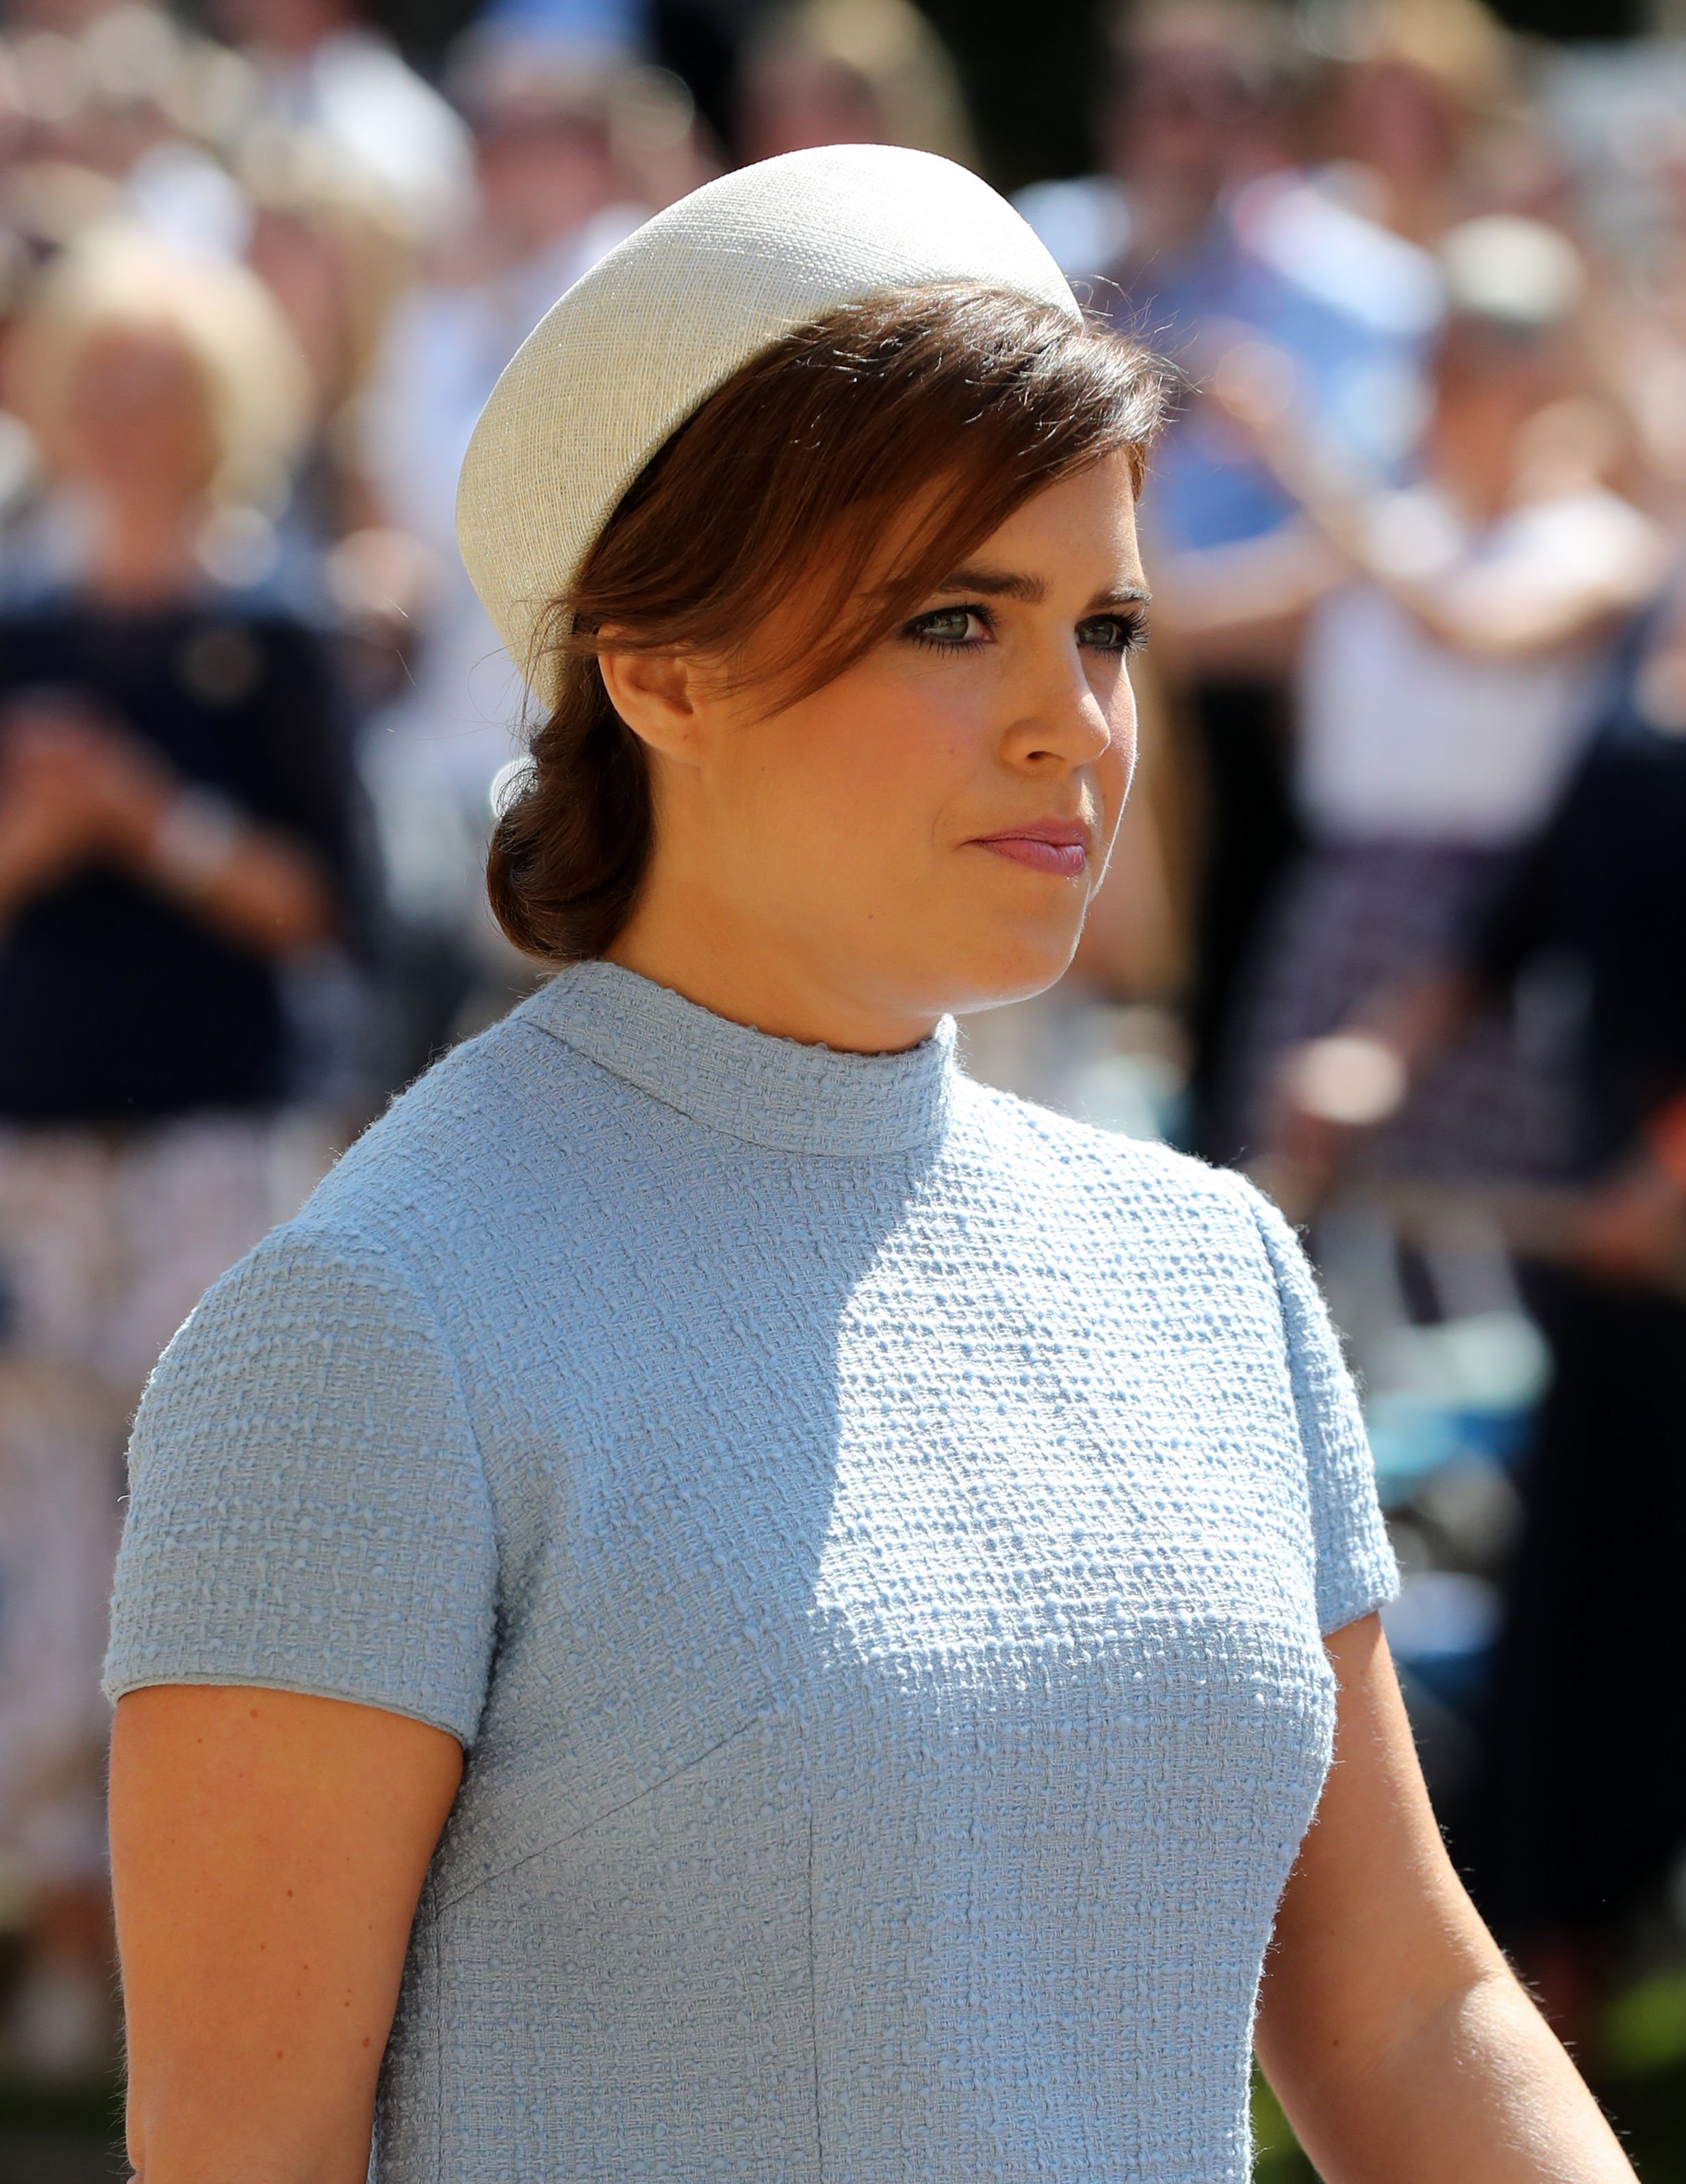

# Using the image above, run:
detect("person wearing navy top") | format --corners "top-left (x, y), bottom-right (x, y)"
top-left (0, 231), bottom-right (363, 2073)
top-left (0, 597), bottom-right (361, 1121)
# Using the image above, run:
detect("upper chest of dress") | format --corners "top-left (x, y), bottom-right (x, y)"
top-left (413, 972), bottom-right (1339, 1895)
top-left (455, 1073), bottom-right (1320, 1710)
top-left (430, 1092), bottom-right (1336, 1916)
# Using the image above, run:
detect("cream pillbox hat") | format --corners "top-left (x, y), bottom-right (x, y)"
top-left (455, 142), bottom-right (1080, 707)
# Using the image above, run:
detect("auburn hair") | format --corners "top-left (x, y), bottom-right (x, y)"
top-left (487, 283), bottom-right (1172, 963)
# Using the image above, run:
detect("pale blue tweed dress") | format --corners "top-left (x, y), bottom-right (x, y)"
top-left (105, 960), bottom-right (1396, 2184)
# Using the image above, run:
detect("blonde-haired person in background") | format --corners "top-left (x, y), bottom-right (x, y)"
top-left (0, 228), bottom-right (368, 2077)
top-left (12, 225), bottom-right (313, 513)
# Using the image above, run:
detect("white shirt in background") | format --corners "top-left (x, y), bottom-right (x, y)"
top-left (259, 29), bottom-right (474, 240)
top-left (1297, 483), bottom-right (1664, 848)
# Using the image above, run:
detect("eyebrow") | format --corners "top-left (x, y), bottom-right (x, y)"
top-left (934, 565), bottom-right (1153, 610)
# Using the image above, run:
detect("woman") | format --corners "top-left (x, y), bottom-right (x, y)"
top-left (0, 231), bottom-right (361, 2075)
top-left (105, 147), bottom-right (1631, 2183)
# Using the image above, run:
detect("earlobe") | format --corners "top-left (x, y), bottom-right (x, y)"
top-left (598, 648), bottom-right (704, 760)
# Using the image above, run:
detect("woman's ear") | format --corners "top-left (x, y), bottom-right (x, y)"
top-left (598, 648), bottom-right (707, 761)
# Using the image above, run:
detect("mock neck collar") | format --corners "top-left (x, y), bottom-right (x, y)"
top-left (522, 960), bottom-right (956, 1158)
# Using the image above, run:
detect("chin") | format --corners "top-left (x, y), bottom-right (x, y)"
top-left (932, 924), bottom-right (1082, 1017)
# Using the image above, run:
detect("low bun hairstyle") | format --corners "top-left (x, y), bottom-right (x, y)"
top-left (486, 285), bottom-right (1171, 965)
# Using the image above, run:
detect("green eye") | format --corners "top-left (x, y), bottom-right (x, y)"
top-left (1077, 614), bottom-right (1146, 652)
top-left (915, 609), bottom-right (975, 644)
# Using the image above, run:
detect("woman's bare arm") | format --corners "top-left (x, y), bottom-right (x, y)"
top-left (1257, 1615), bottom-right (1633, 2183)
top-left (1150, 521), bottom-right (1347, 674)
top-left (1203, 347), bottom-right (1666, 661)
top-left (110, 1686), bottom-right (463, 2184)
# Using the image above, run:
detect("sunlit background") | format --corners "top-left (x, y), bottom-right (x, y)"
top-left (3, 0), bottom-right (1686, 2174)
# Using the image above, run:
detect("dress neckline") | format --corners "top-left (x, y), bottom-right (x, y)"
top-left (524, 958), bottom-right (956, 1158)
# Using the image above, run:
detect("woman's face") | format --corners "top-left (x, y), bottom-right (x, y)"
top-left (606, 450), bottom-right (1148, 1050)
top-left (59, 325), bottom-right (220, 509)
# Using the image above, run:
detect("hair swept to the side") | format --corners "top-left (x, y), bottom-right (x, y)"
top-left (487, 283), bottom-right (1175, 964)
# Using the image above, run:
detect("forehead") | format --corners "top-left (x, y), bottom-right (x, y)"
top-left (960, 453), bottom-right (1145, 583)
top-left (70, 318), bottom-right (203, 388)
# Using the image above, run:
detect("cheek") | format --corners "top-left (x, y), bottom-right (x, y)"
top-left (753, 669), bottom-right (984, 851)
top-left (1098, 672), bottom-right (1139, 815)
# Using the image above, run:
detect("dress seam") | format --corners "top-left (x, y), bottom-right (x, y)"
top-left (423, 1880), bottom-right (442, 2184)
top-left (434, 1718), bottom-right (761, 1913)
top-left (808, 1796), bottom-right (825, 2184)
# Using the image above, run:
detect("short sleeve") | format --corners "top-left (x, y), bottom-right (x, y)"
top-left (1231, 1176), bottom-right (1398, 1634)
top-left (104, 1221), bottom-right (500, 1745)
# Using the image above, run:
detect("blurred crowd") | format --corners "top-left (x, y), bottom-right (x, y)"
top-left (0, 0), bottom-right (1685, 2126)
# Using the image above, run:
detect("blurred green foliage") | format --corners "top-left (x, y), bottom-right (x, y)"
top-left (1253, 2069), bottom-right (1317, 2181)
top-left (1606, 1970), bottom-right (1686, 2079)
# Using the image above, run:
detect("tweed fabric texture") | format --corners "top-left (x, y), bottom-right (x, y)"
top-left (106, 960), bottom-right (1396, 2184)
top-left (454, 144), bottom-right (1079, 705)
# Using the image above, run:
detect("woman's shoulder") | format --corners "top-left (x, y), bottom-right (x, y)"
top-left (303, 1002), bottom-right (588, 1241)
top-left (145, 1015), bottom-right (575, 1415)
top-left (951, 1074), bottom-right (1273, 1247)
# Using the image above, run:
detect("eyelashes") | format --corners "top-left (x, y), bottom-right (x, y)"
top-left (904, 606), bottom-right (983, 649)
top-left (900, 605), bottom-right (1150, 655)
top-left (1077, 613), bottom-right (1151, 655)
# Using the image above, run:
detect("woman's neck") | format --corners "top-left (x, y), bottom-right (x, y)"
top-left (605, 879), bottom-right (941, 1056)
top-left (84, 493), bottom-right (204, 609)
top-left (1427, 397), bottom-right (1531, 526)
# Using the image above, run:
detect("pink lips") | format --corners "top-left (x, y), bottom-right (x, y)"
top-left (970, 819), bottom-right (1090, 878)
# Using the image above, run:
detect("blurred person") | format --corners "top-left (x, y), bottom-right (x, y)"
top-left (209, 0), bottom-right (472, 241)
top-left (1016, 0), bottom-right (1288, 308)
top-left (0, 8), bottom-right (256, 270)
top-left (1459, 594), bottom-right (1686, 2040)
top-left (4, 7), bottom-right (201, 188)
top-left (0, 3), bottom-right (422, 539)
top-left (1018, 0), bottom-right (1442, 1156)
top-left (1310, 0), bottom-right (1520, 249)
top-left (355, 41), bottom-right (649, 1074)
top-left (1095, 0), bottom-right (1287, 289)
top-left (240, 144), bottom-right (429, 534)
top-left (436, 0), bottom-right (720, 207)
top-left (1576, 102), bottom-right (1686, 533)
top-left (0, 230), bottom-right (366, 2074)
top-left (450, 0), bottom-right (739, 162)
top-left (0, 0), bottom-right (274, 357)
top-left (736, 0), bottom-right (974, 168)
top-left (1264, 578), bottom-right (1686, 2043)
top-left (105, 145), bottom-right (1635, 2184)
top-left (1184, 217), bottom-right (1665, 1178)
top-left (1018, 0), bottom-right (1441, 464)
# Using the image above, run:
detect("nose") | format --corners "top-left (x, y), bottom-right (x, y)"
top-left (997, 642), bottom-right (1129, 776)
